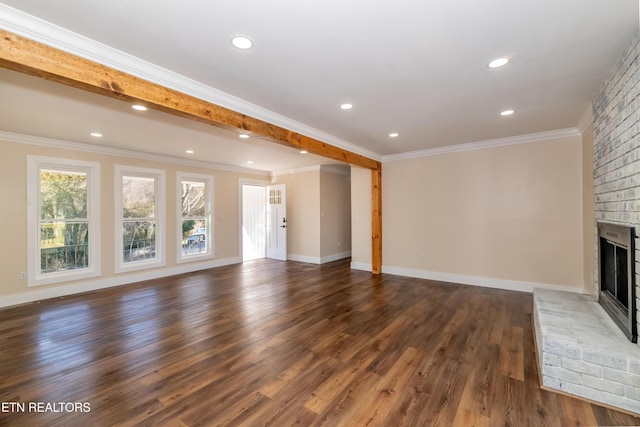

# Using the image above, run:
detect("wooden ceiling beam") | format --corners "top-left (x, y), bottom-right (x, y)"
top-left (0, 28), bottom-right (383, 274)
top-left (0, 29), bottom-right (381, 170)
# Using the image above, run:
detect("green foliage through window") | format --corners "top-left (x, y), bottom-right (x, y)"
top-left (39, 170), bottom-right (89, 273)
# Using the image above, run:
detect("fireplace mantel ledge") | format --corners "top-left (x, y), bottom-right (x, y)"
top-left (533, 288), bottom-right (640, 415)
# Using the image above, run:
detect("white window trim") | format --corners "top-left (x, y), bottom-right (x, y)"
top-left (176, 172), bottom-right (214, 263)
top-left (27, 155), bottom-right (101, 287)
top-left (114, 165), bottom-right (166, 273)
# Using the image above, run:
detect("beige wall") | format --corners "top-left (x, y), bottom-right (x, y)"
top-left (350, 166), bottom-right (372, 267)
top-left (0, 138), bottom-right (266, 304)
top-left (379, 135), bottom-right (585, 289)
top-left (272, 170), bottom-right (321, 259)
top-left (272, 166), bottom-right (352, 262)
top-left (320, 169), bottom-right (351, 258)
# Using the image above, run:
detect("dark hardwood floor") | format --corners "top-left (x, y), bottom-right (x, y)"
top-left (1, 259), bottom-right (639, 426)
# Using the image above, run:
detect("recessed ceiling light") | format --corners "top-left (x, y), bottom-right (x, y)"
top-left (389, 133), bottom-right (399, 138)
top-left (488, 57), bottom-right (510, 68)
top-left (185, 149), bottom-right (194, 154)
top-left (90, 132), bottom-right (102, 137)
top-left (300, 150), bottom-right (308, 154)
top-left (340, 103), bottom-right (353, 110)
top-left (239, 134), bottom-right (250, 139)
top-left (132, 104), bottom-right (148, 111)
top-left (500, 109), bottom-right (515, 116)
top-left (231, 35), bottom-right (253, 49)
top-left (247, 160), bottom-right (254, 164)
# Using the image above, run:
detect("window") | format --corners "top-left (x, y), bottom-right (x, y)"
top-left (27, 156), bottom-right (100, 286)
top-left (115, 166), bottom-right (165, 272)
top-left (177, 172), bottom-right (213, 262)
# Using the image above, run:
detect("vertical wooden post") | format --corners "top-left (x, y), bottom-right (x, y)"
top-left (372, 166), bottom-right (382, 274)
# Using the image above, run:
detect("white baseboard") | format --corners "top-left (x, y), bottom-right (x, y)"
top-left (348, 263), bottom-right (584, 294)
top-left (350, 262), bottom-right (372, 272)
top-left (0, 257), bottom-right (242, 308)
top-left (288, 251), bottom-right (351, 265)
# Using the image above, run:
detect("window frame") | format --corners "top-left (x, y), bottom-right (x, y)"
top-left (114, 165), bottom-right (166, 273)
top-left (27, 155), bottom-right (101, 287)
top-left (176, 172), bottom-right (214, 263)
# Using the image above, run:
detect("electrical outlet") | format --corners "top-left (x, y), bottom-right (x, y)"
top-left (419, 254), bottom-right (425, 263)
top-left (19, 271), bottom-right (27, 280)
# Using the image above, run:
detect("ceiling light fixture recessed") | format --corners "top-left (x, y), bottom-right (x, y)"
top-left (185, 149), bottom-right (194, 154)
top-left (90, 132), bottom-right (102, 137)
top-left (247, 160), bottom-right (254, 164)
top-left (488, 57), bottom-right (510, 68)
top-left (340, 103), bottom-right (353, 110)
top-left (132, 104), bottom-right (148, 111)
top-left (231, 35), bottom-right (253, 49)
top-left (300, 150), bottom-right (308, 154)
top-left (500, 109), bottom-right (515, 116)
top-left (389, 133), bottom-right (399, 138)
top-left (239, 134), bottom-right (250, 139)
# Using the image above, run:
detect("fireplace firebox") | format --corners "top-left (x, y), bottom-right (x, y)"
top-left (597, 222), bottom-right (637, 343)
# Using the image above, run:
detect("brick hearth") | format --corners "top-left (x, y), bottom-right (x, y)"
top-left (533, 288), bottom-right (640, 415)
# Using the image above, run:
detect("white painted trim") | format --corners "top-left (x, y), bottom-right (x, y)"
top-left (0, 256), bottom-right (242, 309)
top-left (0, 4), bottom-right (381, 163)
top-left (176, 171), bottom-right (215, 264)
top-left (114, 165), bottom-right (166, 274)
top-left (26, 156), bottom-right (102, 287)
top-left (382, 128), bottom-right (582, 162)
top-left (289, 251), bottom-right (351, 265)
top-left (381, 265), bottom-right (585, 294)
top-left (271, 164), bottom-right (351, 177)
top-left (288, 254), bottom-right (322, 264)
top-left (321, 251), bottom-right (352, 264)
top-left (271, 165), bottom-right (321, 177)
top-left (0, 131), bottom-right (270, 176)
top-left (350, 262), bottom-right (372, 272)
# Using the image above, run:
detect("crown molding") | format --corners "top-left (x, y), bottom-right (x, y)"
top-left (0, 131), bottom-right (270, 176)
top-left (382, 128), bottom-right (582, 162)
top-left (0, 4), bottom-right (381, 163)
top-left (271, 164), bottom-right (350, 177)
top-left (577, 103), bottom-right (594, 134)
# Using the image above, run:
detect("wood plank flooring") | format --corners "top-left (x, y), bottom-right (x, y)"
top-left (1, 259), bottom-right (639, 426)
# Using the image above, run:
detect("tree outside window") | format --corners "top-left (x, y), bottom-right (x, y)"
top-left (177, 172), bottom-right (213, 262)
top-left (27, 156), bottom-right (100, 287)
top-left (122, 175), bottom-right (156, 263)
top-left (40, 169), bottom-right (89, 273)
top-left (115, 166), bottom-right (165, 272)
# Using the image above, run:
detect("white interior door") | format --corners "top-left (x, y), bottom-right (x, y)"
top-left (266, 184), bottom-right (287, 260)
top-left (242, 184), bottom-right (266, 261)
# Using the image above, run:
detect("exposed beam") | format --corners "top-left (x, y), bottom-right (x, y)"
top-left (0, 28), bottom-right (384, 274)
top-left (0, 30), bottom-right (380, 170)
top-left (372, 167), bottom-right (382, 274)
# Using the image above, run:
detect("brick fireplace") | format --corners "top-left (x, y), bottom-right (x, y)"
top-left (593, 30), bottom-right (640, 347)
top-left (533, 30), bottom-right (640, 416)
top-left (597, 222), bottom-right (637, 343)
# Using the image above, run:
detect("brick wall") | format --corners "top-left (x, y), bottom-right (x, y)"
top-left (593, 29), bottom-right (640, 344)
top-left (534, 289), bottom-right (640, 414)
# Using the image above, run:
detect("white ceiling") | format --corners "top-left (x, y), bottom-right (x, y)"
top-left (0, 1), bottom-right (638, 171)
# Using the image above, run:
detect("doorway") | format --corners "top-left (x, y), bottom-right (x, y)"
top-left (241, 183), bottom-right (287, 262)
